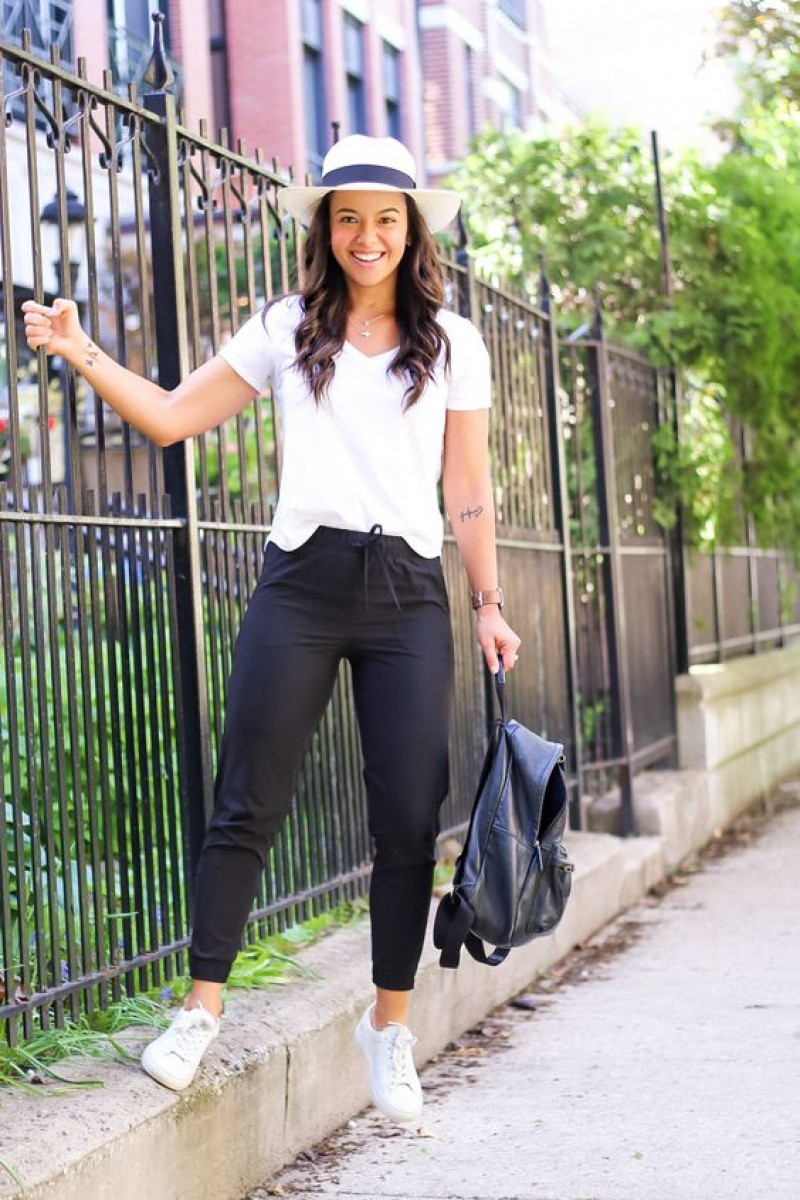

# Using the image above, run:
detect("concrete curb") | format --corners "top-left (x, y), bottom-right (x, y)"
top-left (0, 820), bottom-right (666, 1200)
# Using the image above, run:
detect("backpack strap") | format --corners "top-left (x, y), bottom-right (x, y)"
top-left (494, 659), bottom-right (507, 720)
top-left (433, 891), bottom-right (475, 969)
top-left (433, 892), bottom-right (512, 969)
top-left (432, 662), bottom-right (513, 971)
top-left (464, 933), bottom-right (510, 967)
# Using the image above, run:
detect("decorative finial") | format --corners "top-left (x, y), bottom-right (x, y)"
top-left (143, 13), bottom-right (175, 92)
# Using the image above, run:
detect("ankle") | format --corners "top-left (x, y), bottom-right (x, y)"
top-left (184, 994), bottom-right (223, 1021)
top-left (372, 1002), bottom-right (409, 1031)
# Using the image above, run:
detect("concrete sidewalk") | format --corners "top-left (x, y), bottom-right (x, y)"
top-left (257, 793), bottom-right (800, 1200)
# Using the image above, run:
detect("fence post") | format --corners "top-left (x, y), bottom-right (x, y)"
top-left (740, 424), bottom-right (760, 653)
top-left (588, 298), bottom-right (636, 834)
top-left (666, 372), bottom-right (691, 675)
top-left (539, 256), bottom-right (584, 828)
top-left (143, 17), bottom-right (214, 901)
top-left (651, 130), bottom-right (690, 676)
top-left (712, 543), bottom-right (726, 661)
top-left (455, 211), bottom-right (480, 326)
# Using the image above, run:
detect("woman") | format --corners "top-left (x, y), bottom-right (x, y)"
top-left (23, 134), bottom-right (521, 1124)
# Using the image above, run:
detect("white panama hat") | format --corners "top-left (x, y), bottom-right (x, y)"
top-left (277, 134), bottom-right (461, 234)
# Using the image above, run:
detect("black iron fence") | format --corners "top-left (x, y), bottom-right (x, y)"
top-left (1, 22), bottom-right (799, 1044)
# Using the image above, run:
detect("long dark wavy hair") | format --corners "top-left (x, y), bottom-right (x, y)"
top-left (262, 192), bottom-right (451, 410)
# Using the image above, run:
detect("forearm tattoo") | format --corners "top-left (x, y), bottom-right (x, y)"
top-left (84, 339), bottom-right (100, 369)
top-left (459, 505), bottom-right (484, 522)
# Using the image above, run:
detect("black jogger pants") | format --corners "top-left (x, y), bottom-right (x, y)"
top-left (188, 523), bottom-right (455, 992)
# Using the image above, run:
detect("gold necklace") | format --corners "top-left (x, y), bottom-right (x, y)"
top-left (350, 312), bottom-right (388, 340)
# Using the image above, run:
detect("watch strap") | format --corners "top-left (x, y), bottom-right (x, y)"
top-left (471, 587), bottom-right (504, 611)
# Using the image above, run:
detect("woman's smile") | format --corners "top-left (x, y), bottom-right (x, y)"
top-left (351, 250), bottom-right (386, 266)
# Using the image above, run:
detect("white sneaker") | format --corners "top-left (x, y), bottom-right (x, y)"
top-left (354, 1002), bottom-right (423, 1122)
top-left (141, 1001), bottom-right (220, 1092)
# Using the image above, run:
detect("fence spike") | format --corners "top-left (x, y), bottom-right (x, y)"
top-left (143, 13), bottom-right (175, 92)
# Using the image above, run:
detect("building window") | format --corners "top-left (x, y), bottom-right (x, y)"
top-left (465, 44), bottom-right (476, 139)
top-left (383, 42), bottom-right (401, 140)
top-left (344, 13), bottom-right (367, 135)
top-left (302, 0), bottom-right (327, 178)
top-left (498, 0), bottom-right (527, 29)
top-left (208, 0), bottom-right (231, 139)
top-left (501, 80), bottom-right (522, 132)
top-left (1, 0), bottom-right (75, 61)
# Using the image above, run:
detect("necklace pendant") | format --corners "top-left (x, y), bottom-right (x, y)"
top-left (361, 329), bottom-right (371, 338)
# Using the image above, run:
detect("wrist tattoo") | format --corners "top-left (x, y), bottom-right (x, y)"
top-left (84, 339), bottom-right (100, 369)
top-left (459, 505), bottom-right (484, 522)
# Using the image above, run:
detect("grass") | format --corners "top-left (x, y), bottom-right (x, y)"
top-left (0, 894), bottom-right (370, 1093)
top-left (0, 996), bottom-right (162, 1094)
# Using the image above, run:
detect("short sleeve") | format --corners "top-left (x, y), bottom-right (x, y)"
top-left (445, 315), bottom-right (493, 411)
top-left (218, 304), bottom-right (284, 394)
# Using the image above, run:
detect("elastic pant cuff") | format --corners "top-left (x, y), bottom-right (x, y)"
top-left (189, 954), bottom-right (232, 984)
top-left (372, 969), bottom-right (417, 992)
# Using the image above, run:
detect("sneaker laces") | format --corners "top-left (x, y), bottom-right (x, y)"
top-left (387, 1026), bottom-right (418, 1090)
top-left (168, 1007), bottom-right (216, 1062)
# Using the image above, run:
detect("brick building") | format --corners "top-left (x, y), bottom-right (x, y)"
top-left (3, 0), bottom-right (575, 200)
top-left (419, 0), bottom-right (574, 181)
top-left (2, 2), bottom-right (574, 183)
top-left (206, 1), bottom-right (575, 186)
top-left (208, 0), bottom-right (425, 182)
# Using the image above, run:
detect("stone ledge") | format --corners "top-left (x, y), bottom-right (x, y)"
top-left (677, 645), bottom-right (800, 772)
top-left (0, 827), bottom-right (664, 1200)
top-left (675, 644), bottom-right (800, 702)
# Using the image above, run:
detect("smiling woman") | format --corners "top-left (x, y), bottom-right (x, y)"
top-left (23, 133), bottom-right (521, 1122)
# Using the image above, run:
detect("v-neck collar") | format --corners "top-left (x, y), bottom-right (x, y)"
top-left (342, 339), bottom-right (400, 362)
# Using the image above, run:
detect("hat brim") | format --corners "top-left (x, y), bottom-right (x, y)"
top-left (277, 182), bottom-right (461, 234)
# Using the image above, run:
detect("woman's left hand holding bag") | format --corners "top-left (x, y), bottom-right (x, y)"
top-left (475, 608), bottom-right (521, 675)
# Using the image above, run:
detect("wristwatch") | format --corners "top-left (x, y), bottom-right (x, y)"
top-left (471, 587), bottom-right (504, 612)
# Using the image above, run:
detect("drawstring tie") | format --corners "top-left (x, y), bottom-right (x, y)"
top-left (349, 523), bottom-right (403, 613)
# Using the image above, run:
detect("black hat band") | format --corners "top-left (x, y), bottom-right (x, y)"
top-left (320, 164), bottom-right (416, 189)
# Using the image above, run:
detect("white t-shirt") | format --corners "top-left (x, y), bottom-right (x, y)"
top-left (218, 294), bottom-right (492, 559)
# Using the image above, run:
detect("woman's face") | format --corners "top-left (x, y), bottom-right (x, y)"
top-left (329, 190), bottom-right (410, 296)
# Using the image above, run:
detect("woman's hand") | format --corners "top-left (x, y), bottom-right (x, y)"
top-left (22, 297), bottom-right (84, 360)
top-left (475, 607), bottom-right (522, 675)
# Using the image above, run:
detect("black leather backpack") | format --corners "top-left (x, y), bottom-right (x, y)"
top-left (433, 662), bottom-right (574, 968)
